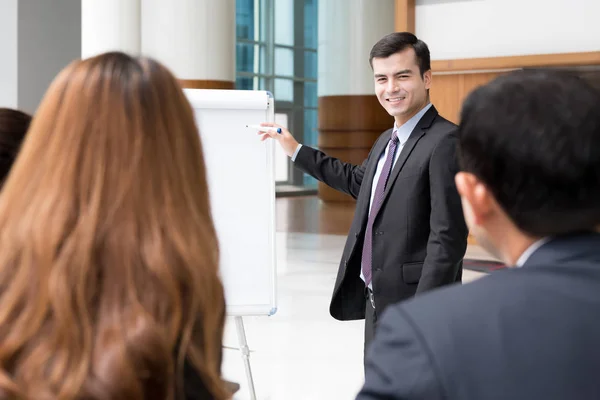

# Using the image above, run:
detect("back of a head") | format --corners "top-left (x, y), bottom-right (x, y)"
top-left (0, 53), bottom-right (228, 400)
top-left (0, 108), bottom-right (31, 185)
top-left (458, 69), bottom-right (600, 236)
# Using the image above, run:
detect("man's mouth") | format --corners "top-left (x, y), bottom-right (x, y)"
top-left (386, 96), bottom-right (406, 103)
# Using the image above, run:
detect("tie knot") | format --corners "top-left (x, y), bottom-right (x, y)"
top-left (391, 132), bottom-right (400, 144)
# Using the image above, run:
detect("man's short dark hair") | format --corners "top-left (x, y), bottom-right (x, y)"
top-left (369, 32), bottom-right (431, 77)
top-left (458, 70), bottom-right (600, 236)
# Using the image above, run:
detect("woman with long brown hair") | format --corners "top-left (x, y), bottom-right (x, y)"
top-left (0, 52), bottom-right (229, 400)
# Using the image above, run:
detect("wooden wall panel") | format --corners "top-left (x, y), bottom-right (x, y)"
top-left (395, 0), bottom-right (416, 33)
top-left (429, 51), bottom-right (600, 124)
top-left (432, 52), bottom-right (600, 73)
top-left (429, 74), bottom-right (463, 124)
top-left (430, 72), bottom-right (503, 124)
top-left (179, 79), bottom-right (234, 89)
top-left (462, 73), bottom-right (500, 94)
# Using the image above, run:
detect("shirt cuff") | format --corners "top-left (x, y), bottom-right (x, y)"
top-left (291, 144), bottom-right (303, 162)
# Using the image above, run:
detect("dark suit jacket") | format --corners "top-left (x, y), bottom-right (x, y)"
top-left (294, 105), bottom-right (468, 320)
top-left (358, 233), bottom-right (600, 400)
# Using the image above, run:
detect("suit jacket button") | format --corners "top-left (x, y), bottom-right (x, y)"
top-left (344, 260), bottom-right (348, 267)
top-left (355, 232), bottom-right (359, 238)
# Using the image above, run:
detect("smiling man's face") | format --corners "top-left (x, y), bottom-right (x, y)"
top-left (372, 47), bottom-right (431, 126)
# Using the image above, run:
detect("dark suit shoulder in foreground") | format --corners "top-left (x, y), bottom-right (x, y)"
top-left (358, 234), bottom-right (600, 400)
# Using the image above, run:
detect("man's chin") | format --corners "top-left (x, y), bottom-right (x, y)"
top-left (387, 108), bottom-right (406, 117)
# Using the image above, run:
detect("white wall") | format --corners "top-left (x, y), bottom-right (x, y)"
top-left (416, 0), bottom-right (600, 60)
top-left (0, 0), bottom-right (18, 108)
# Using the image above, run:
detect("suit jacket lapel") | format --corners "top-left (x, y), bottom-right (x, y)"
top-left (374, 106), bottom-right (439, 220)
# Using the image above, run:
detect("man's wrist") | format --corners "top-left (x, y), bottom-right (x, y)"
top-left (291, 144), bottom-right (303, 161)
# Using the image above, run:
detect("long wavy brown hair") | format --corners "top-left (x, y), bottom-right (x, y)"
top-left (0, 52), bottom-right (228, 400)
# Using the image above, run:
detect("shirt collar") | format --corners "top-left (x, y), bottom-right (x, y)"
top-left (393, 103), bottom-right (433, 144)
top-left (516, 237), bottom-right (551, 267)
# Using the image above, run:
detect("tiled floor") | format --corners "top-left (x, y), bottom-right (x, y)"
top-left (221, 229), bottom-right (491, 399)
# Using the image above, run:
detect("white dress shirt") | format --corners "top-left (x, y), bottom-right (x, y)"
top-left (515, 237), bottom-right (551, 267)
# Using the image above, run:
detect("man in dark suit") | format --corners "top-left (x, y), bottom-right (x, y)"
top-left (357, 70), bottom-right (600, 399)
top-left (259, 32), bottom-right (468, 356)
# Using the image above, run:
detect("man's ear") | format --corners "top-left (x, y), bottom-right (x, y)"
top-left (423, 69), bottom-right (432, 90)
top-left (455, 172), bottom-right (492, 226)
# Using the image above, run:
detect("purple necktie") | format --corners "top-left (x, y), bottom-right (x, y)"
top-left (361, 133), bottom-right (400, 286)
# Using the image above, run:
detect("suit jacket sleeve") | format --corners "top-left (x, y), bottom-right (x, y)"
top-left (293, 142), bottom-right (379, 199)
top-left (356, 305), bottom-right (444, 400)
top-left (417, 132), bottom-right (468, 293)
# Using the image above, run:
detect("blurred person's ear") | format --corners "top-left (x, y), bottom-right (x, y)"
top-left (455, 172), bottom-right (495, 229)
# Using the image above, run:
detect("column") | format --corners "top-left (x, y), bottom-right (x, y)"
top-left (82, 0), bottom-right (141, 59)
top-left (0, 0), bottom-right (81, 113)
top-left (318, 0), bottom-right (395, 202)
top-left (141, 0), bottom-right (235, 89)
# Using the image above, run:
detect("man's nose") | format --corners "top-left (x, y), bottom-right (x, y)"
top-left (387, 79), bottom-right (400, 93)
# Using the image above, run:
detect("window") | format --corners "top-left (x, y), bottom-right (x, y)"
top-left (236, 0), bottom-right (318, 190)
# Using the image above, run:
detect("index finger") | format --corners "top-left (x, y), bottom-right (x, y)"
top-left (260, 122), bottom-right (284, 128)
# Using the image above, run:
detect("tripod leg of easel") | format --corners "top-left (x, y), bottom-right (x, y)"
top-left (235, 316), bottom-right (257, 400)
